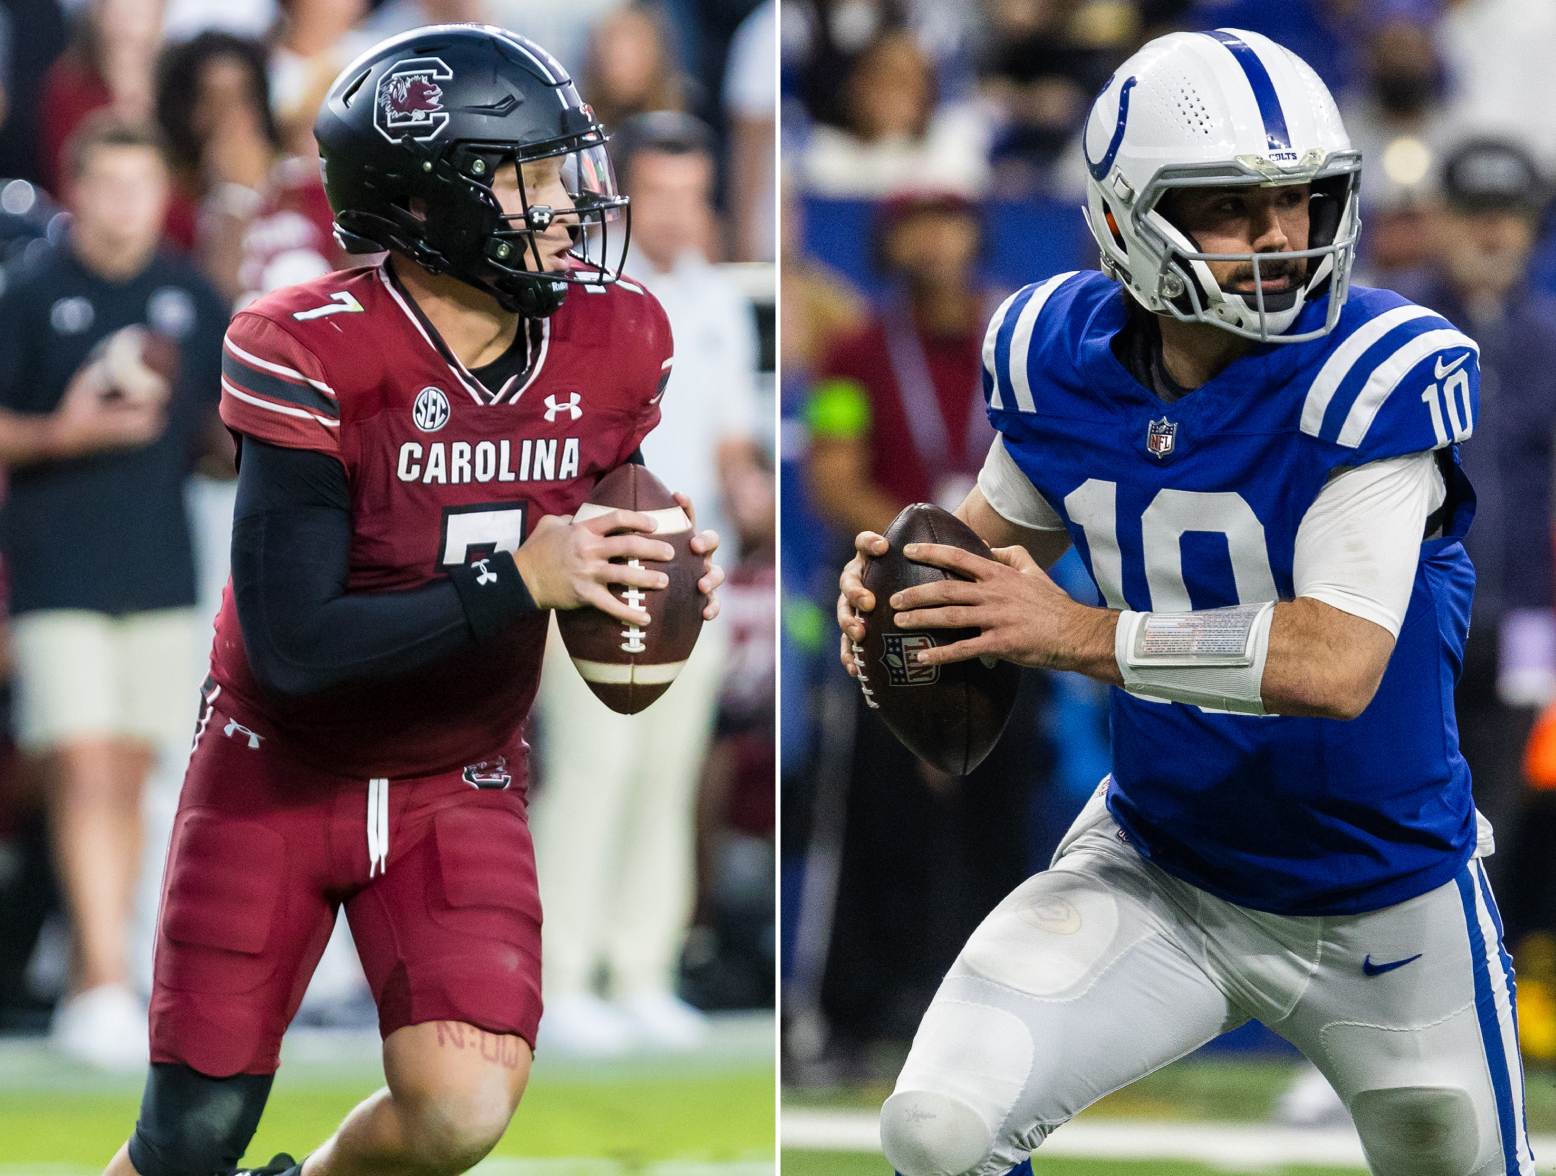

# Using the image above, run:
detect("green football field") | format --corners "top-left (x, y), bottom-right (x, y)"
top-left (0, 1016), bottom-right (775, 1174)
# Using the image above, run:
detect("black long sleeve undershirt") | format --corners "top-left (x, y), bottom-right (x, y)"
top-left (230, 439), bottom-right (537, 698)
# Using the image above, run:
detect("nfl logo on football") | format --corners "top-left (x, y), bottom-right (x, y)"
top-left (1146, 416), bottom-right (1177, 459)
top-left (883, 633), bottom-right (939, 686)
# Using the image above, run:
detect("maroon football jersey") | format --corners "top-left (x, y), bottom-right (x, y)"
top-left (210, 261), bottom-right (672, 778)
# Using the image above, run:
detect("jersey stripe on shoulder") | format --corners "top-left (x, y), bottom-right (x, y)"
top-left (222, 343), bottom-right (338, 418)
top-left (1300, 304), bottom-right (1436, 436)
top-left (1336, 327), bottom-right (1478, 449)
top-left (221, 378), bottom-right (342, 429)
top-left (982, 288), bottom-right (1025, 411)
top-left (223, 337), bottom-right (336, 397)
top-left (984, 271), bottom-right (1078, 412)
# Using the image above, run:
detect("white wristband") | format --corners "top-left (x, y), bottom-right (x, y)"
top-left (1115, 602), bottom-right (1275, 715)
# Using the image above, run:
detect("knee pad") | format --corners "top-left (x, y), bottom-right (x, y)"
top-left (127, 1063), bottom-right (273, 1176)
top-left (881, 1090), bottom-right (994, 1176)
top-left (1350, 1085), bottom-right (1480, 1176)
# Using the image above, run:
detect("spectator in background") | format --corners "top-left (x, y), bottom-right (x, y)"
top-left (38, 0), bottom-right (165, 196)
top-left (799, 31), bottom-right (990, 198)
top-left (0, 116), bottom-right (227, 1070)
top-left (722, 0), bottom-right (776, 261)
top-left (582, 2), bottom-right (692, 131)
top-left (1409, 139), bottom-right (1556, 932)
top-left (687, 452), bottom-right (776, 1012)
top-left (788, 192), bottom-right (1046, 1076)
top-left (155, 33), bottom-right (282, 304)
top-left (785, 0), bottom-right (979, 131)
top-left (268, 0), bottom-right (371, 148)
top-left (981, 0), bottom-right (1115, 198)
top-left (616, 111), bottom-right (763, 539)
top-left (0, 0), bottom-right (68, 184)
top-left (530, 111), bottom-right (762, 1056)
top-left (1336, 1), bottom-right (1451, 199)
top-left (807, 192), bottom-right (994, 530)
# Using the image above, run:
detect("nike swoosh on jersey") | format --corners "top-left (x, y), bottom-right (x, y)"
top-left (1362, 952), bottom-right (1423, 977)
top-left (1434, 351), bottom-right (1471, 380)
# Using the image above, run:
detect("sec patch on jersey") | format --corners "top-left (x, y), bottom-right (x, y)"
top-left (855, 504), bottom-right (1020, 775)
top-left (556, 463), bottom-right (705, 713)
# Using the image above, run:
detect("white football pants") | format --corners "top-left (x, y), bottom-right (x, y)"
top-left (531, 615), bottom-right (725, 997)
top-left (882, 783), bottom-right (1536, 1176)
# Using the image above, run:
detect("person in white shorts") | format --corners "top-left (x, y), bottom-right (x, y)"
top-left (838, 28), bottom-right (1534, 1176)
top-left (0, 115), bottom-right (227, 1069)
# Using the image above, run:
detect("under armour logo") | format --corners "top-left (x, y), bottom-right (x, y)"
top-left (223, 719), bottom-right (263, 749)
top-left (544, 391), bottom-right (582, 422)
top-left (472, 558), bottom-right (498, 586)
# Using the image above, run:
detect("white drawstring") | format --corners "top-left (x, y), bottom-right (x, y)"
top-left (367, 777), bottom-right (390, 877)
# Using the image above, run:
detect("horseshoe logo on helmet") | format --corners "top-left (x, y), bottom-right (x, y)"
top-left (1084, 75), bottom-right (1138, 182)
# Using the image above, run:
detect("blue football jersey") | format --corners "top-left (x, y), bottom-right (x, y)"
top-left (986, 270), bottom-right (1480, 915)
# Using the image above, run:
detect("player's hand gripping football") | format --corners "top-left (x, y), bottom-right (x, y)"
top-left (676, 490), bottom-right (725, 622)
top-left (837, 529), bottom-right (888, 677)
top-left (512, 493), bottom-right (723, 627)
top-left (886, 542), bottom-right (1111, 671)
top-left (514, 509), bottom-right (676, 626)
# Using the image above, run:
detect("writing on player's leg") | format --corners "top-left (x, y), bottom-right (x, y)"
top-left (302, 1021), bottom-right (531, 1176)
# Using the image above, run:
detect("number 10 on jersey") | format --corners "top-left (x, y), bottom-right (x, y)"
top-left (1421, 361), bottom-right (1474, 447)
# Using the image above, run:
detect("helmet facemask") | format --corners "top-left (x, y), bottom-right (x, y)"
top-left (477, 126), bottom-right (631, 315)
top-left (333, 109), bottom-right (630, 318)
top-left (1088, 152), bottom-right (1362, 344)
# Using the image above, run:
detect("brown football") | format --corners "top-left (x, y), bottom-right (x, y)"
top-left (555, 463), bottom-right (705, 714)
top-left (854, 503), bottom-right (1020, 775)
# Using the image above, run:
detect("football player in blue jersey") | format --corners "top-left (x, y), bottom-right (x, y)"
top-left (837, 28), bottom-right (1535, 1176)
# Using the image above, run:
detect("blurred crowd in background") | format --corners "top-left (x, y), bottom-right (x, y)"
top-left (0, 0), bottom-right (776, 1071)
top-left (781, 0), bottom-right (1556, 1090)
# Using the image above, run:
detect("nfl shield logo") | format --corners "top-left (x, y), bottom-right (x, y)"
top-left (1146, 416), bottom-right (1177, 458)
top-left (882, 633), bottom-right (940, 686)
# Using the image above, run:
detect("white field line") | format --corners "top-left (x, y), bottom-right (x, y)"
top-left (783, 1107), bottom-right (1556, 1171)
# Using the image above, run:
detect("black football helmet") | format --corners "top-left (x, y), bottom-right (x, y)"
top-left (314, 24), bottom-right (629, 316)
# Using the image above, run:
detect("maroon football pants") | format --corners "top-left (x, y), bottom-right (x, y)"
top-left (148, 696), bottom-right (541, 1076)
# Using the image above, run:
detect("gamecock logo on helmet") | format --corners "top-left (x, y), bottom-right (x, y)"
top-left (374, 58), bottom-right (453, 144)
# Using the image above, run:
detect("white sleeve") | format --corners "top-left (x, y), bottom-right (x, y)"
top-left (1293, 452), bottom-right (1446, 637)
top-left (976, 434), bottom-right (1067, 531)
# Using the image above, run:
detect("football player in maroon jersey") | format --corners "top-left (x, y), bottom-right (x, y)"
top-left (102, 25), bottom-right (723, 1176)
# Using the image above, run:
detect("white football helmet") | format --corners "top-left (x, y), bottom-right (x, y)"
top-left (1081, 28), bottom-right (1362, 343)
